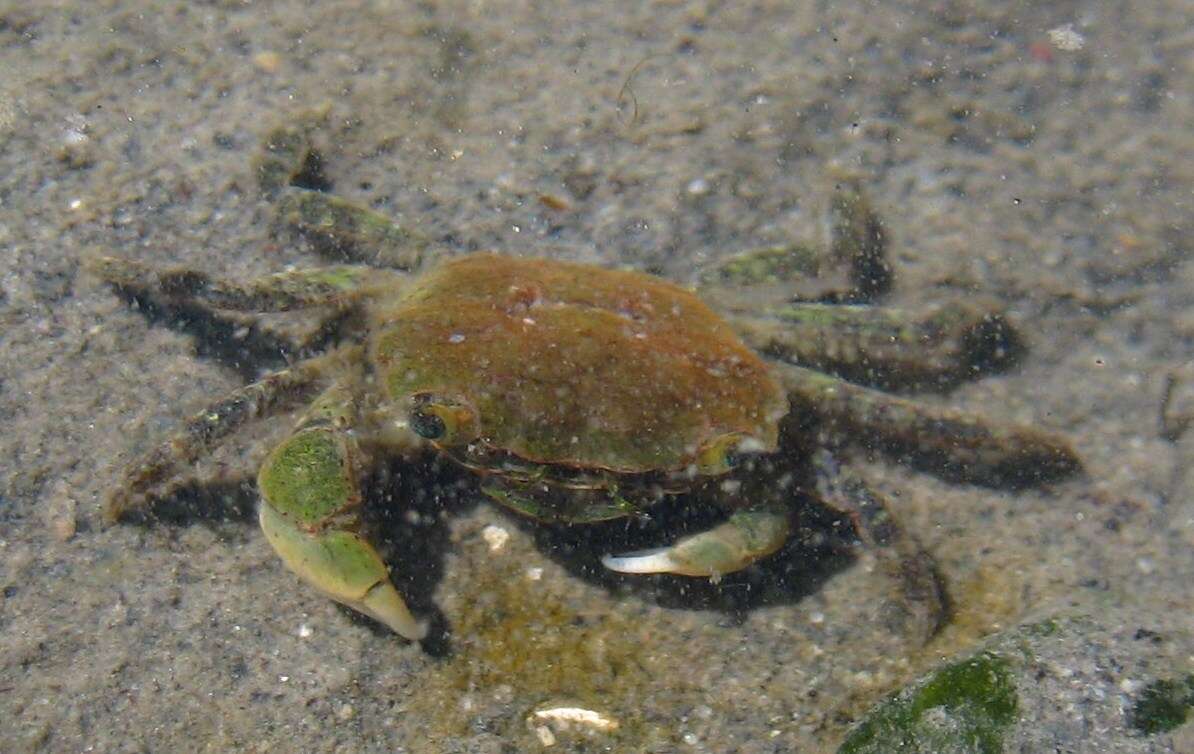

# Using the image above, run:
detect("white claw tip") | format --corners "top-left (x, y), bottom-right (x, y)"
top-left (601, 548), bottom-right (680, 575)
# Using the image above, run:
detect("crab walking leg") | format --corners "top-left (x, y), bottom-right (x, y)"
top-left (256, 117), bottom-right (327, 198)
top-left (256, 380), bottom-right (426, 640)
top-left (273, 188), bottom-right (431, 271)
top-left (255, 120), bottom-right (431, 270)
top-left (729, 298), bottom-right (1022, 390)
top-left (88, 255), bottom-right (401, 312)
top-left (697, 179), bottom-right (890, 303)
top-left (812, 450), bottom-right (947, 641)
top-left (102, 349), bottom-right (357, 522)
top-left (602, 506), bottom-right (792, 577)
top-left (825, 178), bottom-right (892, 300)
top-left (774, 363), bottom-right (1081, 487)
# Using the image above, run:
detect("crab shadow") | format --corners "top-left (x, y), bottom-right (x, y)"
top-left (131, 450), bottom-right (862, 658)
top-left (354, 456), bottom-right (861, 654)
top-left (103, 288), bottom-right (293, 381)
top-left (102, 287), bottom-right (357, 382)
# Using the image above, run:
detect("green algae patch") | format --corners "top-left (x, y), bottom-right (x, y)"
top-left (1129, 675), bottom-right (1194, 734)
top-left (405, 556), bottom-right (685, 750)
top-left (838, 652), bottom-right (1018, 754)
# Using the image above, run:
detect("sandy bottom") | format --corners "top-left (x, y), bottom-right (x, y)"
top-left (1, 1), bottom-right (1191, 752)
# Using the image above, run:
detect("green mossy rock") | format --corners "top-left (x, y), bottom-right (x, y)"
top-left (838, 653), bottom-right (1017, 754)
top-left (1129, 675), bottom-right (1194, 735)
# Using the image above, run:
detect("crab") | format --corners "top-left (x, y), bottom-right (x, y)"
top-left (92, 121), bottom-right (1080, 642)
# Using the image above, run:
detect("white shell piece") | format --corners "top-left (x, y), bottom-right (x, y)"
top-left (531, 706), bottom-right (620, 732)
top-left (481, 524), bottom-right (510, 552)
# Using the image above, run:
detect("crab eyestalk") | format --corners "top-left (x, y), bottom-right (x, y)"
top-left (256, 385), bottom-right (426, 641)
top-left (694, 432), bottom-right (769, 476)
top-left (407, 393), bottom-right (479, 446)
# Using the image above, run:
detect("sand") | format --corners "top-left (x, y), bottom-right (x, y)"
top-left (1, 1), bottom-right (1191, 752)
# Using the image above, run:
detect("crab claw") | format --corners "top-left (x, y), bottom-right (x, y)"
top-left (259, 504), bottom-right (427, 640)
top-left (602, 508), bottom-right (790, 577)
top-left (256, 404), bottom-right (426, 641)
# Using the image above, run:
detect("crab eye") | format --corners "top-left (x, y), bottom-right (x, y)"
top-left (696, 433), bottom-right (765, 476)
top-left (408, 394), bottom-right (478, 445)
top-left (410, 407), bottom-right (446, 440)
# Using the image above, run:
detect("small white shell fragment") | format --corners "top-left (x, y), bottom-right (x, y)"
top-left (534, 725), bottom-right (556, 746)
top-left (481, 524), bottom-right (510, 552)
top-left (525, 567), bottom-right (544, 581)
top-left (1047, 23), bottom-right (1085, 51)
top-left (531, 706), bottom-right (620, 733)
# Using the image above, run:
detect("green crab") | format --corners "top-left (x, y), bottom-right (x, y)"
top-left (93, 121), bottom-right (1079, 642)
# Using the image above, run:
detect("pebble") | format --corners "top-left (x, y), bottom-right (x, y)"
top-left (253, 51), bottom-right (283, 73)
top-left (482, 524), bottom-right (510, 552)
top-left (44, 481), bottom-right (77, 542)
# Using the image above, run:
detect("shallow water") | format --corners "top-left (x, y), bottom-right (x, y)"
top-left (1, 2), bottom-right (1192, 752)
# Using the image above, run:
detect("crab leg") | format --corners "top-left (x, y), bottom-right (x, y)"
top-left (602, 505), bottom-right (792, 578)
top-left (729, 298), bottom-right (1022, 390)
top-left (101, 349), bottom-right (356, 522)
top-left (698, 178), bottom-right (890, 304)
top-left (256, 117), bottom-right (329, 199)
top-left (88, 255), bottom-right (401, 312)
top-left (774, 362), bottom-right (1080, 487)
top-left (812, 450), bottom-right (947, 641)
top-left (255, 119), bottom-right (433, 270)
top-left (273, 188), bottom-right (431, 271)
top-left (256, 378), bottom-right (425, 640)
